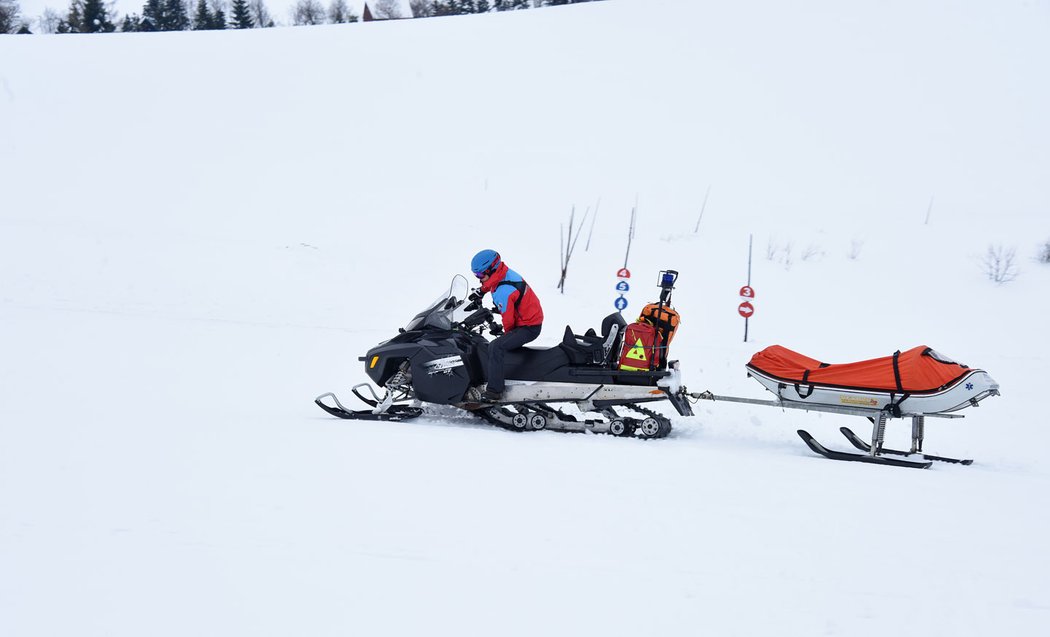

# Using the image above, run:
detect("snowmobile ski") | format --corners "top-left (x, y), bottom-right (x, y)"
top-left (314, 393), bottom-right (423, 422)
top-left (796, 430), bottom-right (932, 469)
top-left (838, 426), bottom-right (973, 465)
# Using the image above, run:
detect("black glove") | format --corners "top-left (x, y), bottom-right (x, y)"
top-left (462, 289), bottom-right (484, 312)
top-left (489, 324), bottom-right (504, 337)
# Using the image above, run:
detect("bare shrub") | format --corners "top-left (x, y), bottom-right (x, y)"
top-left (374, 0), bottom-right (402, 18)
top-left (765, 237), bottom-right (779, 261)
top-left (982, 244), bottom-right (1019, 284)
top-left (846, 238), bottom-right (864, 260)
top-left (557, 205), bottom-right (590, 294)
top-left (1038, 239), bottom-right (1050, 264)
top-left (328, 0), bottom-right (349, 22)
top-left (765, 238), bottom-right (794, 269)
top-left (292, 0), bottom-right (325, 24)
top-left (249, 0), bottom-right (273, 26)
top-left (801, 244), bottom-right (825, 262)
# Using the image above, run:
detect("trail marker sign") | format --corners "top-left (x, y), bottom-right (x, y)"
top-left (738, 301), bottom-right (755, 318)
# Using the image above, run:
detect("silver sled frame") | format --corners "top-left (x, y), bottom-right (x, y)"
top-left (691, 388), bottom-right (998, 465)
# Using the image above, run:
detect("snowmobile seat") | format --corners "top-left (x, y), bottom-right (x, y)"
top-left (503, 344), bottom-right (571, 380)
top-left (560, 326), bottom-right (607, 365)
top-left (559, 313), bottom-right (628, 367)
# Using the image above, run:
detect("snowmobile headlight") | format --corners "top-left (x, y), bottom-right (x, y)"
top-left (370, 356), bottom-right (379, 369)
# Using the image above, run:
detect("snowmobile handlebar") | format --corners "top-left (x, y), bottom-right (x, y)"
top-left (459, 307), bottom-right (496, 333)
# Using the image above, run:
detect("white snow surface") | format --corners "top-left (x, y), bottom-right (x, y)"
top-left (2, 1), bottom-right (1050, 635)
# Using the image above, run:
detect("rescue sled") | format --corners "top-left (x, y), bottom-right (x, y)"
top-left (693, 345), bottom-right (1000, 469)
top-left (746, 345), bottom-right (999, 416)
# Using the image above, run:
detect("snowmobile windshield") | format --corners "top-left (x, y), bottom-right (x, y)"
top-left (404, 276), bottom-right (470, 332)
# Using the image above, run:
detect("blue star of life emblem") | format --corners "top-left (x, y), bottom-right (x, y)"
top-left (966, 382), bottom-right (974, 391)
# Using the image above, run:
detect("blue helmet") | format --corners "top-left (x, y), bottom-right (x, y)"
top-left (471, 249), bottom-right (501, 278)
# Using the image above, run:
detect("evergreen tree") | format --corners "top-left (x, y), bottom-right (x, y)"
top-left (57, 0), bottom-right (83, 32)
top-left (163, 0), bottom-right (189, 29)
top-left (192, 0), bottom-right (224, 29)
top-left (141, 0), bottom-right (165, 30)
top-left (192, 0), bottom-right (211, 28)
top-left (430, 0), bottom-right (457, 15)
top-left (81, 0), bottom-right (116, 33)
top-left (121, 13), bottom-right (142, 30)
top-left (144, 0), bottom-right (189, 30)
top-left (431, 0), bottom-right (495, 14)
top-left (229, 0), bottom-right (252, 27)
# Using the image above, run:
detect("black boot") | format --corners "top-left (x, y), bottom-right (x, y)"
top-left (481, 388), bottom-right (503, 402)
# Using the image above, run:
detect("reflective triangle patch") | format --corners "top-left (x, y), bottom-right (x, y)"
top-left (625, 338), bottom-right (647, 362)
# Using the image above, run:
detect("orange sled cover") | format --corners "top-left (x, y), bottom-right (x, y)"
top-left (747, 345), bottom-right (972, 393)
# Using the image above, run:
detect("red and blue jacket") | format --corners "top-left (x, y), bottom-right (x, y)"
top-left (480, 262), bottom-right (544, 332)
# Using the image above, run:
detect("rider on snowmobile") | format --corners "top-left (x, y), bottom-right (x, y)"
top-left (471, 249), bottom-right (544, 402)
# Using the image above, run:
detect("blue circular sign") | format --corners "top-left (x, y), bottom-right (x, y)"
top-left (616, 281), bottom-right (630, 292)
top-left (614, 295), bottom-right (628, 311)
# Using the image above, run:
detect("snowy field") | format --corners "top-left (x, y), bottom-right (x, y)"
top-left (2, 1), bottom-right (1050, 635)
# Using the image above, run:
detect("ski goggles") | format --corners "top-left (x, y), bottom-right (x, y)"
top-left (473, 257), bottom-right (501, 279)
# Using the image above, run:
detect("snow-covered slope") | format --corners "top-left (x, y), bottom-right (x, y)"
top-left (2, 1), bottom-right (1049, 635)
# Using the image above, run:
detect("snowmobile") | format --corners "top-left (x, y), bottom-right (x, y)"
top-left (315, 275), bottom-right (695, 439)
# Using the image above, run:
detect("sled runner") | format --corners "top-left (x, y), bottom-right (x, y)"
top-left (315, 274), bottom-right (694, 439)
top-left (692, 345), bottom-right (999, 468)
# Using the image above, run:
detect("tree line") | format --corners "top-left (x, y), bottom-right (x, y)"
top-left (1, 0), bottom-right (601, 33)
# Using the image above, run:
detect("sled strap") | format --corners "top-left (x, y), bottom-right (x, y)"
top-left (892, 350), bottom-right (904, 393)
top-left (794, 370), bottom-right (815, 399)
top-left (888, 392), bottom-right (910, 418)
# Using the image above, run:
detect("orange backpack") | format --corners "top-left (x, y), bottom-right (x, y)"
top-left (640, 302), bottom-right (680, 350)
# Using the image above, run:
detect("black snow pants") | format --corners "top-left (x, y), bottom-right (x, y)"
top-left (485, 324), bottom-right (542, 393)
